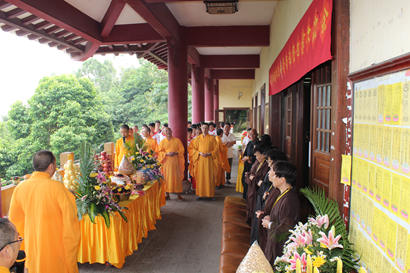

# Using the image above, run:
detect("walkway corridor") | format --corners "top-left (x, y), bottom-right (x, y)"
top-left (79, 158), bottom-right (241, 273)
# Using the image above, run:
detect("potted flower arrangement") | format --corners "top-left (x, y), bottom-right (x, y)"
top-left (111, 183), bottom-right (132, 202)
top-left (274, 187), bottom-right (359, 273)
top-left (75, 142), bottom-right (127, 228)
top-left (129, 148), bottom-right (162, 186)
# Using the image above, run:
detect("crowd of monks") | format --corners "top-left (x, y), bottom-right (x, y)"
top-left (115, 121), bottom-right (301, 265)
top-left (5, 119), bottom-right (299, 273)
top-left (237, 129), bottom-right (301, 266)
top-left (114, 120), bottom-right (236, 201)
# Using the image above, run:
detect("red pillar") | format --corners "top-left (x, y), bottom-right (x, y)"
top-left (191, 64), bottom-right (204, 123)
top-left (168, 40), bottom-right (188, 150)
top-left (204, 77), bottom-right (214, 121)
top-left (213, 79), bottom-right (219, 122)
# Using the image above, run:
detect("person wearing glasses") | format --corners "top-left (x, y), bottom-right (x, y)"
top-left (9, 150), bottom-right (80, 273)
top-left (0, 218), bottom-right (24, 273)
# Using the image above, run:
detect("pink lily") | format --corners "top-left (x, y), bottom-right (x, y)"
top-left (316, 215), bottom-right (329, 229)
top-left (317, 229), bottom-right (343, 250)
top-left (291, 233), bottom-right (307, 247)
top-left (289, 252), bottom-right (307, 270)
top-left (302, 229), bottom-right (313, 245)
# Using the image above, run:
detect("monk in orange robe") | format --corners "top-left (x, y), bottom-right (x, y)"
top-left (114, 124), bottom-right (135, 168)
top-left (141, 124), bottom-right (158, 155)
top-left (9, 150), bottom-right (80, 273)
top-left (158, 127), bottom-right (185, 200)
top-left (190, 122), bottom-right (218, 199)
top-left (215, 128), bottom-right (231, 188)
top-left (187, 125), bottom-right (202, 190)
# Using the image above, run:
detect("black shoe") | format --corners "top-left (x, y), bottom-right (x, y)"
top-left (226, 180), bottom-right (232, 184)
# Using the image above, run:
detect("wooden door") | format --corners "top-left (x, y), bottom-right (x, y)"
top-left (253, 95), bottom-right (258, 131)
top-left (310, 83), bottom-right (332, 193)
top-left (283, 91), bottom-right (293, 160)
top-left (310, 62), bottom-right (332, 193)
top-left (215, 109), bottom-right (225, 124)
top-left (260, 85), bottom-right (266, 135)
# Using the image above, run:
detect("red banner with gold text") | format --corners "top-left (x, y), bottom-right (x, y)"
top-left (269, 0), bottom-right (333, 96)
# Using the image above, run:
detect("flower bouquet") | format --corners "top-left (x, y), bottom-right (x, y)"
top-left (274, 187), bottom-right (359, 273)
top-left (111, 183), bottom-right (132, 202)
top-left (274, 215), bottom-right (345, 272)
top-left (129, 148), bottom-right (162, 185)
top-left (75, 142), bottom-right (127, 228)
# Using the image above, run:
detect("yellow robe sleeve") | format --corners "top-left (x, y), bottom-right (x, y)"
top-left (58, 189), bottom-right (80, 273)
top-left (176, 138), bottom-right (185, 178)
top-left (190, 137), bottom-right (201, 162)
top-left (115, 139), bottom-right (121, 168)
top-left (157, 139), bottom-right (166, 164)
top-left (9, 185), bottom-right (25, 248)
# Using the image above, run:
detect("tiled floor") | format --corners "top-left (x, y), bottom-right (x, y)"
top-left (79, 158), bottom-right (241, 273)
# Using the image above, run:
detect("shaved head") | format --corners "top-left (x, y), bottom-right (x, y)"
top-left (33, 150), bottom-right (56, 172)
top-left (0, 218), bottom-right (16, 248)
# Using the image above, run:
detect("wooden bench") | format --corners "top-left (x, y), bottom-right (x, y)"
top-left (219, 196), bottom-right (250, 273)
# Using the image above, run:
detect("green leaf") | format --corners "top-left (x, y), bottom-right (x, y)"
top-left (300, 187), bottom-right (360, 272)
top-left (102, 210), bottom-right (110, 228)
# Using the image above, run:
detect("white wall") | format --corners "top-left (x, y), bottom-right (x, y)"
top-left (350, 0), bottom-right (410, 73)
top-left (219, 79), bottom-right (253, 109)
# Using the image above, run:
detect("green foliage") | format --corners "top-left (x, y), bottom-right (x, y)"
top-left (1, 74), bottom-right (114, 178)
top-left (300, 187), bottom-right (359, 272)
top-left (75, 142), bottom-right (127, 227)
top-left (0, 57), bottom-right (190, 179)
top-left (7, 101), bottom-right (32, 139)
top-left (76, 58), bottom-right (117, 94)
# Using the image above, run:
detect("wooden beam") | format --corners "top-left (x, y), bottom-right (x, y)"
top-left (187, 46), bottom-right (200, 65)
top-left (124, 0), bottom-right (180, 40)
top-left (5, 0), bottom-right (102, 42)
top-left (183, 26), bottom-right (270, 47)
top-left (0, 1), bottom-right (13, 9)
top-left (20, 14), bottom-right (38, 24)
top-left (138, 42), bottom-right (160, 58)
top-left (0, 10), bottom-right (83, 52)
top-left (201, 55), bottom-right (259, 69)
top-left (5, 8), bottom-right (27, 19)
top-left (101, 0), bottom-right (126, 37)
top-left (211, 69), bottom-right (255, 79)
top-left (73, 41), bottom-right (101, 61)
top-left (101, 24), bottom-right (164, 44)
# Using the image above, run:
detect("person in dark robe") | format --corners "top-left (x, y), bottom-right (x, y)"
top-left (245, 145), bottom-right (270, 229)
top-left (251, 148), bottom-right (288, 244)
top-left (241, 128), bottom-right (259, 199)
top-left (262, 161), bottom-right (300, 266)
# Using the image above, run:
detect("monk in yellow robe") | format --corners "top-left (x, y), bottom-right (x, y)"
top-left (215, 129), bottom-right (231, 188)
top-left (141, 124), bottom-right (158, 155)
top-left (158, 127), bottom-right (185, 200)
top-left (115, 124), bottom-right (135, 168)
top-left (9, 150), bottom-right (80, 273)
top-left (190, 123), bottom-right (218, 199)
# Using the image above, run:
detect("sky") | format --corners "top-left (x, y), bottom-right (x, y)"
top-left (0, 30), bottom-right (140, 118)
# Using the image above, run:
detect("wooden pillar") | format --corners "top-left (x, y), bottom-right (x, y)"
top-left (329, 0), bottom-right (350, 211)
top-left (168, 40), bottom-right (188, 150)
top-left (204, 77), bottom-right (214, 121)
top-left (191, 64), bottom-right (204, 123)
top-left (213, 79), bottom-right (219, 122)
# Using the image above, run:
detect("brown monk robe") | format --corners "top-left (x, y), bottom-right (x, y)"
top-left (256, 186), bottom-right (280, 251)
top-left (262, 161), bottom-right (300, 266)
top-left (245, 147), bottom-right (269, 224)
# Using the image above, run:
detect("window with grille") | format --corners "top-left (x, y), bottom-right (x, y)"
top-left (314, 84), bottom-right (332, 153)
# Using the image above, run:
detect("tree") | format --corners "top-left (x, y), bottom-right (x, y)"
top-left (7, 101), bottom-right (32, 139)
top-left (4, 75), bottom-right (114, 177)
top-left (76, 58), bottom-right (117, 94)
